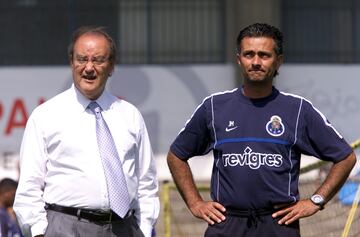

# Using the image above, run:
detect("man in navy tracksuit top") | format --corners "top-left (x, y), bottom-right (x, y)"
top-left (167, 23), bottom-right (357, 237)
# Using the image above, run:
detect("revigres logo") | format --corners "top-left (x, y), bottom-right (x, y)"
top-left (222, 147), bottom-right (283, 169)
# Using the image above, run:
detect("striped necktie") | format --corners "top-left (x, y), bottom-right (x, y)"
top-left (88, 101), bottom-right (130, 218)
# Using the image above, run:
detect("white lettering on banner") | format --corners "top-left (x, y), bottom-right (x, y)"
top-left (0, 98), bottom-right (45, 136)
top-left (222, 147), bottom-right (283, 169)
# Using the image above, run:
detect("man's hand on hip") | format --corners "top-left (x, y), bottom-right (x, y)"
top-left (189, 200), bottom-right (226, 225)
top-left (272, 199), bottom-right (320, 225)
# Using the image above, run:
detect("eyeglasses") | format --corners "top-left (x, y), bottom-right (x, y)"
top-left (74, 55), bottom-right (109, 66)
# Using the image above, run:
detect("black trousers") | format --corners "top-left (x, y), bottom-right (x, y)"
top-left (45, 209), bottom-right (145, 237)
top-left (204, 214), bottom-right (300, 237)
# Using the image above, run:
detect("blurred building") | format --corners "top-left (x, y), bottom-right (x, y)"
top-left (1, 0), bottom-right (360, 66)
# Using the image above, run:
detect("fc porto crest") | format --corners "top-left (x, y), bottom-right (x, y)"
top-left (266, 115), bottom-right (285, 137)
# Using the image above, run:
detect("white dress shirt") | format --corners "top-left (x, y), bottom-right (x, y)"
top-left (14, 84), bottom-right (159, 237)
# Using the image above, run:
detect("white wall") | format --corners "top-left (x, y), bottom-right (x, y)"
top-left (1, 64), bottom-right (359, 180)
top-left (0, 65), bottom-right (236, 180)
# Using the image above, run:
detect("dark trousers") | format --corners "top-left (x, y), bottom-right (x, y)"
top-left (45, 209), bottom-right (145, 237)
top-left (204, 214), bottom-right (300, 237)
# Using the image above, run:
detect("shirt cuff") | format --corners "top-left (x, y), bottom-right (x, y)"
top-left (31, 220), bottom-right (47, 237)
top-left (140, 221), bottom-right (153, 237)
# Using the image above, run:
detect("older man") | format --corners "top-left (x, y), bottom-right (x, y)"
top-left (14, 26), bottom-right (159, 237)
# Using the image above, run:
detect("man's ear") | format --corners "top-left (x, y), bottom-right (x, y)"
top-left (276, 54), bottom-right (284, 69)
top-left (109, 64), bottom-right (115, 77)
top-left (236, 53), bottom-right (241, 65)
top-left (69, 55), bottom-right (74, 67)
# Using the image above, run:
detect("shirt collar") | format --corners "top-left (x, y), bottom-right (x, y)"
top-left (71, 84), bottom-right (115, 112)
top-left (94, 91), bottom-right (113, 111)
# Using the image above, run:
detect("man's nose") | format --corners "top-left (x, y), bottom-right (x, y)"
top-left (252, 55), bottom-right (261, 66)
top-left (84, 61), bottom-right (95, 71)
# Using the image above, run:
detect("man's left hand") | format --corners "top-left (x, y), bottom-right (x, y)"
top-left (272, 199), bottom-right (320, 225)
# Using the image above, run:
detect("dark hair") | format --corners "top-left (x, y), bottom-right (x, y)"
top-left (236, 23), bottom-right (283, 56)
top-left (67, 26), bottom-right (117, 65)
top-left (0, 178), bottom-right (18, 193)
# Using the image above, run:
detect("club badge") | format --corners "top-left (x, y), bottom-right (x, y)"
top-left (266, 115), bottom-right (285, 137)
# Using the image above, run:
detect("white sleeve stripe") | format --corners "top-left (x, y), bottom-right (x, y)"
top-left (287, 98), bottom-right (302, 199)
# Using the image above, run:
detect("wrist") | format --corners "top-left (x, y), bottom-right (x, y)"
top-left (189, 199), bottom-right (204, 208)
top-left (310, 194), bottom-right (326, 210)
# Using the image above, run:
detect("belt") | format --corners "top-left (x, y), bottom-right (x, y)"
top-left (45, 203), bottom-right (134, 223)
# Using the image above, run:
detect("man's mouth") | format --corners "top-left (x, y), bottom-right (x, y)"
top-left (249, 70), bottom-right (264, 75)
top-left (83, 75), bottom-right (97, 80)
top-left (249, 68), bottom-right (264, 73)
